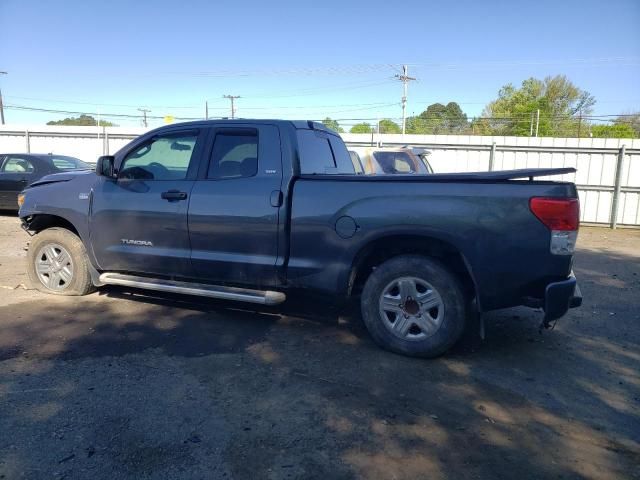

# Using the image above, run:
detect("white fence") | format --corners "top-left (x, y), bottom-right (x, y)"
top-left (1, 125), bottom-right (639, 227)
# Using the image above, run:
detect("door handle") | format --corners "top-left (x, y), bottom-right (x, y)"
top-left (270, 190), bottom-right (283, 207)
top-left (161, 190), bottom-right (187, 201)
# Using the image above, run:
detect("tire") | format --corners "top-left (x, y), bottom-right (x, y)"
top-left (361, 255), bottom-right (466, 358)
top-left (26, 227), bottom-right (96, 296)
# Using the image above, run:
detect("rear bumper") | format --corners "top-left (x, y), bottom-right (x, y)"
top-left (544, 272), bottom-right (582, 322)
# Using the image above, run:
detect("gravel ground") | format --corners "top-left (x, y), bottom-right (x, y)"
top-left (0, 212), bottom-right (638, 480)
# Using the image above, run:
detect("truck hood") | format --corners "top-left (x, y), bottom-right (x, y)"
top-left (28, 169), bottom-right (95, 188)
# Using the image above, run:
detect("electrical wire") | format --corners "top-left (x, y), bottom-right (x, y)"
top-left (4, 103), bottom-right (630, 124)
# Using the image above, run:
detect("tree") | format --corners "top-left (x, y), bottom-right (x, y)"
top-left (378, 119), bottom-right (401, 134)
top-left (405, 102), bottom-right (469, 134)
top-left (614, 112), bottom-right (640, 137)
top-left (47, 114), bottom-right (116, 127)
top-left (405, 116), bottom-right (429, 134)
top-left (321, 117), bottom-right (344, 133)
top-left (350, 122), bottom-right (372, 134)
top-left (591, 123), bottom-right (636, 138)
top-left (482, 75), bottom-right (595, 137)
top-left (419, 102), bottom-right (468, 134)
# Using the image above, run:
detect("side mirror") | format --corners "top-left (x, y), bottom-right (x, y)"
top-left (96, 155), bottom-right (116, 178)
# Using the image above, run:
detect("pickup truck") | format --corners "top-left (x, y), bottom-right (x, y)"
top-left (18, 120), bottom-right (582, 357)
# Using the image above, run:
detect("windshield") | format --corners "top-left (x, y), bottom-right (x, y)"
top-left (372, 151), bottom-right (419, 174)
top-left (47, 155), bottom-right (90, 171)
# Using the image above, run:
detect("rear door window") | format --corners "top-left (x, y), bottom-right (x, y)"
top-left (207, 129), bottom-right (259, 179)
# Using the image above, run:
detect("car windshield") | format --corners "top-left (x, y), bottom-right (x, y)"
top-left (372, 151), bottom-right (418, 174)
top-left (47, 156), bottom-right (90, 171)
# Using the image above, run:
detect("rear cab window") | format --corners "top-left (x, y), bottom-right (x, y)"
top-left (49, 156), bottom-right (89, 171)
top-left (297, 129), bottom-right (355, 175)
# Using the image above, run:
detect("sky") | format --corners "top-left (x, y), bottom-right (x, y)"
top-left (0, 0), bottom-right (639, 129)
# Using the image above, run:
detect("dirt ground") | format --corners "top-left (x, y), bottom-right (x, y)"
top-left (0, 213), bottom-right (638, 480)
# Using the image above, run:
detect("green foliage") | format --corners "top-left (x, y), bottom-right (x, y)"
top-left (350, 122), bottom-right (373, 134)
top-left (405, 116), bottom-right (429, 134)
top-left (406, 102), bottom-right (469, 134)
top-left (378, 119), bottom-right (401, 134)
top-left (47, 114), bottom-right (116, 127)
top-left (321, 117), bottom-right (344, 133)
top-left (613, 112), bottom-right (640, 137)
top-left (482, 75), bottom-right (595, 137)
top-left (591, 123), bottom-right (636, 138)
top-left (420, 102), bottom-right (468, 134)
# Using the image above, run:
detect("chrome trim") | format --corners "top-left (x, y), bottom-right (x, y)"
top-left (98, 273), bottom-right (286, 305)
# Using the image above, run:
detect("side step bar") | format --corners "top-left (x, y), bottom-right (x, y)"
top-left (98, 273), bottom-right (286, 305)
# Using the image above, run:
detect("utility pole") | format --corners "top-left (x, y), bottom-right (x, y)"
top-left (535, 109), bottom-right (540, 137)
top-left (395, 65), bottom-right (416, 135)
top-left (577, 107), bottom-right (583, 137)
top-left (530, 111), bottom-right (534, 136)
top-left (205, 101), bottom-right (209, 120)
top-left (138, 108), bottom-right (151, 128)
top-left (0, 71), bottom-right (7, 125)
top-left (223, 95), bottom-right (241, 119)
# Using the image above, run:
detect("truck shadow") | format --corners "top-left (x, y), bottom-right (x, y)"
top-left (0, 248), bottom-right (638, 479)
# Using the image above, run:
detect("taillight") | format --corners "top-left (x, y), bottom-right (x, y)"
top-left (530, 197), bottom-right (580, 255)
top-left (530, 197), bottom-right (579, 231)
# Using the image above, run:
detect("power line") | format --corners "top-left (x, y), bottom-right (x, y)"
top-left (403, 57), bottom-right (640, 71)
top-left (4, 104), bottom-right (202, 121)
top-left (164, 64), bottom-right (400, 78)
top-left (215, 79), bottom-right (398, 101)
top-left (3, 95), bottom-right (203, 110)
top-left (3, 103), bottom-right (632, 125)
top-left (124, 57), bottom-right (639, 79)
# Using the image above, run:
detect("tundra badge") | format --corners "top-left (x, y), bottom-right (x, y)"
top-left (121, 239), bottom-right (153, 246)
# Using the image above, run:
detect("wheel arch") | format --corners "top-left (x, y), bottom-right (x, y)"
top-left (23, 213), bottom-right (81, 238)
top-left (346, 233), bottom-right (479, 310)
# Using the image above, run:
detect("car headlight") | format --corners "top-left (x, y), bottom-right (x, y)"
top-left (17, 193), bottom-right (25, 208)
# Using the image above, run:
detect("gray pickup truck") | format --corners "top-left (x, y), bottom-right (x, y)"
top-left (18, 120), bottom-right (581, 357)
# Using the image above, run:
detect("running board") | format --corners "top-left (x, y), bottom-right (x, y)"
top-left (98, 273), bottom-right (286, 305)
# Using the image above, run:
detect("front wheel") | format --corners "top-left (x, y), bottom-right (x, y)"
top-left (361, 255), bottom-right (466, 358)
top-left (26, 228), bottom-right (96, 296)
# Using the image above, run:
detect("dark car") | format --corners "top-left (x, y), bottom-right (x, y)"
top-left (0, 153), bottom-right (90, 209)
top-left (18, 120), bottom-right (582, 358)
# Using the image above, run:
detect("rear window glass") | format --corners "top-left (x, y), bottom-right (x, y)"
top-left (49, 156), bottom-right (89, 170)
top-left (373, 151), bottom-right (417, 174)
top-left (297, 130), bottom-right (355, 175)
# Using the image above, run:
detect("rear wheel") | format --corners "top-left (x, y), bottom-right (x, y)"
top-left (26, 228), bottom-right (95, 296)
top-left (361, 255), bottom-right (466, 357)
